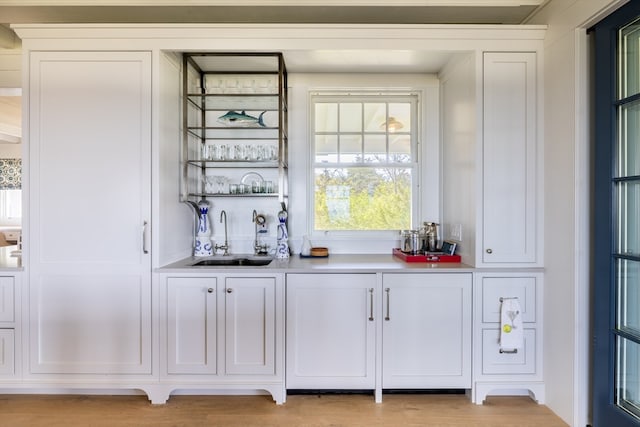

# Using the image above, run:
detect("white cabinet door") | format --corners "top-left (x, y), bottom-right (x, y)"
top-left (0, 329), bottom-right (14, 375)
top-left (482, 52), bottom-right (538, 265)
top-left (28, 51), bottom-right (152, 374)
top-left (286, 273), bottom-right (377, 389)
top-left (224, 276), bottom-right (277, 376)
top-left (167, 277), bottom-right (217, 375)
top-left (382, 273), bottom-right (472, 388)
top-left (0, 276), bottom-right (15, 323)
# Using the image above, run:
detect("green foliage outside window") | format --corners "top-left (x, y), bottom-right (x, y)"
top-left (314, 167), bottom-right (411, 230)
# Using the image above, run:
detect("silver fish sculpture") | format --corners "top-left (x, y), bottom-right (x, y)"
top-left (217, 110), bottom-right (266, 127)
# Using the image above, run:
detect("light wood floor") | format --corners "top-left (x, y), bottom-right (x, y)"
top-left (0, 393), bottom-right (568, 427)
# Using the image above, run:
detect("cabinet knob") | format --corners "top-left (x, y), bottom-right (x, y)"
top-left (486, 248), bottom-right (493, 254)
top-left (226, 288), bottom-right (233, 294)
top-left (207, 288), bottom-right (214, 293)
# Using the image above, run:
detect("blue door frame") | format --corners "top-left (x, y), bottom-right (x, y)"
top-left (593, 1), bottom-right (640, 426)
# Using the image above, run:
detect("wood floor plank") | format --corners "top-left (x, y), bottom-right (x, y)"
top-left (0, 394), bottom-right (568, 426)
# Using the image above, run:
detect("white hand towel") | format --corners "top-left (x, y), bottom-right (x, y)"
top-left (499, 298), bottom-right (523, 351)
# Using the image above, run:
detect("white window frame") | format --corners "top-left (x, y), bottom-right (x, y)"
top-left (309, 91), bottom-right (421, 240)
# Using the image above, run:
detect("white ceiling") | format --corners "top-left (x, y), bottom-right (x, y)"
top-left (0, 1), bottom-right (544, 25)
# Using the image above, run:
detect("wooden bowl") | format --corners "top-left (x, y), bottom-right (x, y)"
top-left (310, 247), bottom-right (329, 257)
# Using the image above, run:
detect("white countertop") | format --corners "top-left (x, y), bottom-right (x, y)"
top-left (158, 253), bottom-right (475, 273)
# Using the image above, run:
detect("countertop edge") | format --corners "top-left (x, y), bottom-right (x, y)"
top-left (155, 253), bottom-right (543, 274)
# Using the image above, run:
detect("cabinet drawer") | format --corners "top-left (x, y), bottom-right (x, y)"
top-left (481, 276), bottom-right (536, 323)
top-left (0, 277), bottom-right (14, 323)
top-left (0, 329), bottom-right (14, 375)
top-left (481, 328), bottom-right (536, 375)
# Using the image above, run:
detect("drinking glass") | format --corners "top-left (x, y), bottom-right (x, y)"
top-left (215, 176), bottom-right (228, 194)
top-left (205, 176), bottom-right (216, 194)
top-left (214, 144), bottom-right (227, 161)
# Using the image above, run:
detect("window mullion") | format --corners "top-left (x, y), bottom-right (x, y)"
top-left (361, 102), bottom-right (365, 163)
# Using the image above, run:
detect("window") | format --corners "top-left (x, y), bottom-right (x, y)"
top-left (0, 158), bottom-right (21, 226)
top-left (311, 93), bottom-right (418, 233)
top-left (0, 189), bottom-right (21, 225)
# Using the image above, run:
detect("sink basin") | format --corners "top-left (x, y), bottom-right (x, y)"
top-left (190, 257), bottom-right (273, 267)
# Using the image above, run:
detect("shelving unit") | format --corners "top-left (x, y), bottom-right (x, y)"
top-left (182, 52), bottom-right (288, 204)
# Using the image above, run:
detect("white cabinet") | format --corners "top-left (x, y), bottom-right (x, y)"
top-left (286, 273), bottom-right (377, 390)
top-left (0, 275), bottom-right (18, 377)
top-left (286, 272), bottom-right (472, 397)
top-left (382, 273), bottom-right (471, 389)
top-left (472, 272), bottom-right (544, 404)
top-left (481, 52), bottom-right (539, 266)
top-left (161, 273), bottom-right (284, 403)
top-left (167, 277), bottom-right (217, 375)
top-left (225, 276), bottom-right (276, 376)
top-left (0, 329), bottom-right (14, 376)
top-left (27, 51), bottom-right (152, 375)
top-left (0, 276), bottom-right (15, 323)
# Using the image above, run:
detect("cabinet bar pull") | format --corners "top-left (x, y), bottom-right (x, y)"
top-left (142, 221), bottom-right (149, 254)
top-left (499, 348), bottom-right (518, 354)
top-left (385, 287), bottom-right (390, 321)
top-left (368, 288), bottom-right (374, 321)
top-left (499, 297), bottom-right (517, 302)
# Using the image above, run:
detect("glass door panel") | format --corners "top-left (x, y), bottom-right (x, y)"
top-left (618, 337), bottom-right (640, 418)
top-left (617, 99), bottom-right (640, 177)
top-left (620, 19), bottom-right (640, 100)
top-left (616, 181), bottom-right (640, 255)
top-left (615, 13), bottom-right (640, 424)
top-left (617, 259), bottom-right (640, 335)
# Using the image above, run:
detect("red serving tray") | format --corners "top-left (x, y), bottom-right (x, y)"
top-left (392, 248), bottom-right (461, 263)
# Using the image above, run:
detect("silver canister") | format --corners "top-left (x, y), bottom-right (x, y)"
top-left (421, 222), bottom-right (439, 252)
top-left (401, 230), bottom-right (420, 254)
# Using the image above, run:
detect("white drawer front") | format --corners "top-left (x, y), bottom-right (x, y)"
top-left (481, 328), bottom-right (536, 375)
top-left (0, 277), bottom-right (15, 323)
top-left (481, 276), bottom-right (536, 323)
top-left (0, 329), bottom-right (15, 375)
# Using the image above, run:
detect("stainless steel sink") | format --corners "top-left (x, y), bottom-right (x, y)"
top-left (190, 257), bottom-right (273, 267)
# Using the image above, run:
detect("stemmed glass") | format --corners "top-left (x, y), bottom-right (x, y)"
top-left (215, 176), bottom-right (228, 194)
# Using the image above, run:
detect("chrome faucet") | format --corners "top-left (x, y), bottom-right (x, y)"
top-left (215, 210), bottom-right (230, 255)
top-left (252, 210), bottom-right (269, 255)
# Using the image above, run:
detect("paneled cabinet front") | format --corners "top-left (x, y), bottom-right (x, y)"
top-left (27, 51), bottom-right (152, 375)
top-left (224, 276), bottom-right (277, 376)
top-left (286, 273), bottom-right (377, 390)
top-left (382, 273), bottom-right (472, 389)
top-left (167, 277), bottom-right (218, 375)
top-left (286, 272), bottom-right (472, 395)
top-left (161, 273), bottom-right (284, 403)
top-left (0, 274), bottom-right (22, 378)
top-left (481, 52), bottom-right (539, 266)
top-left (472, 272), bottom-right (544, 404)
